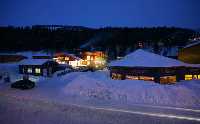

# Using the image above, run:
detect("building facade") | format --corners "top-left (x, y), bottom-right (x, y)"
top-left (19, 59), bottom-right (58, 77)
top-left (81, 51), bottom-right (107, 69)
top-left (109, 49), bottom-right (200, 84)
top-left (178, 41), bottom-right (200, 64)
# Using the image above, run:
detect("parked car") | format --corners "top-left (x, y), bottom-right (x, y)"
top-left (11, 79), bottom-right (35, 90)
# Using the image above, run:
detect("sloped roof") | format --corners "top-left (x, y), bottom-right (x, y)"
top-left (184, 40), bottom-right (200, 48)
top-left (54, 53), bottom-right (81, 60)
top-left (109, 49), bottom-right (199, 67)
top-left (17, 51), bottom-right (52, 59)
top-left (19, 59), bottom-right (51, 65)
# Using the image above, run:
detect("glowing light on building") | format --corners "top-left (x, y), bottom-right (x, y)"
top-left (160, 76), bottom-right (176, 84)
top-left (27, 68), bottom-right (32, 73)
top-left (81, 51), bottom-right (107, 69)
top-left (35, 68), bottom-right (41, 74)
top-left (53, 51), bottom-right (107, 69)
top-left (185, 74), bottom-right (200, 80)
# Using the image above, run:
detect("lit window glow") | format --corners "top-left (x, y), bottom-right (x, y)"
top-left (139, 76), bottom-right (154, 81)
top-left (65, 57), bottom-right (69, 61)
top-left (112, 73), bottom-right (122, 80)
top-left (27, 68), bottom-right (32, 73)
top-left (87, 56), bottom-right (90, 60)
top-left (69, 60), bottom-right (87, 68)
top-left (35, 68), bottom-right (41, 74)
top-left (160, 76), bottom-right (176, 84)
top-left (185, 74), bottom-right (200, 80)
top-left (126, 75), bottom-right (139, 80)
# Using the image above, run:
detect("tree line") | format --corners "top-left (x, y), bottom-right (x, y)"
top-left (0, 25), bottom-right (196, 59)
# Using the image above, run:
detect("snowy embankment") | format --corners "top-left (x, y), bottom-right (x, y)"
top-left (0, 63), bottom-right (21, 83)
top-left (63, 71), bottom-right (200, 108)
top-left (0, 62), bottom-right (200, 109)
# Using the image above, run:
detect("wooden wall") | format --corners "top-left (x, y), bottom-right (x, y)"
top-left (109, 66), bottom-right (200, 83)
top-left (178, 44), bottom-right (200, 64)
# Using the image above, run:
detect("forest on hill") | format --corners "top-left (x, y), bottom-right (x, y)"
top-left (0, 25), bottom-right (197, 58)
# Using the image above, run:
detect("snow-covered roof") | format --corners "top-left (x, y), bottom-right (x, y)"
top-left (68, 54), bottom-right (82, 60)
top-left (109, 49), bottom-right (200, 67)
top-left (0, 53), bottom-right (19, 56)
top-left (19, 59), bottom-right (51, 65)
top-left (184, 40), bottom-right (200, 48)
top-left (54, 53), bottom-right (81, 60)
top-left (17, 51), bottom-right (52, 59)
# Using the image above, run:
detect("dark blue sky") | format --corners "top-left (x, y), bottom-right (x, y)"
top-left (0, 0), bottom-right (200, 29)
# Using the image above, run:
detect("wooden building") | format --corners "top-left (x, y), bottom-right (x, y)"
top-left (81, 51), bottom-right (107, 68)
top-left (178, 40), bottom-right (200, 64)
top-left (109, 49), bottom-right (200, 84)
top-left (19, 59), bottom-right (58, 77)
top-left (53, 53), bottom-right (80, 64)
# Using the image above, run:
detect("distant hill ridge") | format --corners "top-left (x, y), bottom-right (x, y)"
top-left (0, 26), bottom-right (196, 60)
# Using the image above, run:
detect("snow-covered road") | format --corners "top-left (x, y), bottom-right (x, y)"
top-left (0, 93), bottom-right (199, 124)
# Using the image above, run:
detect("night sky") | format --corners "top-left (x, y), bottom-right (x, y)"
top-left (0, 0), bottom-right (200, 29)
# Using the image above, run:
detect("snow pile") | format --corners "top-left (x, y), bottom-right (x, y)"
top-left (63, 74), bottom-right (114, 101)
top-left (63, 71), bottom-right (200, 108)
top-left (0, 64), bottom-right (200, 108)
top-left (0, 63), bottom-right (21, 82)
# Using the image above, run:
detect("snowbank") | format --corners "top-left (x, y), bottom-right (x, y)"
top-left (0, 66), bottom-right (200, 108)
top-left (63, 74), bottom-right (114, 101)
top-left (0, 63), bottom-right (21, 82)
top-left (63, 71), bottom-right (200, 108)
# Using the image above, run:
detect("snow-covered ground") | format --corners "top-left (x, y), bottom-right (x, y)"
top-left (0, 62), bottom-right (200, 109)
top-left (2, 93), bottom-right (197, 124)
top-left (63, 72), bottom-right (200, 108)
top-left (1, 63), bottom-right (200, 123)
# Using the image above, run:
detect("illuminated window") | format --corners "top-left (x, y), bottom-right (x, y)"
top-left (91, 56), bottom-right (94, 60)
top-left (185, 74), bottom-right (200, 80)
top-left (193, 75), bottom-right (198, 79)
top-left (65, 57), bottom-right (69, 61)
top-left (112, 73), bottom-right (122, 80)
top-left (160, 76), bottom-right (176, 84)
top-left (185, 75), bottom-right (193, 80)
top-left (82, 61), bottom-right (87, 65)
top-left (87, 61), bottom-right (90, 65)
top-left (126, 75), bottom-right (139, 80)
top-left (87, 56), bottom-right (90, 60)
top-left (35, 68), bottom-right (41, 74)
top-left (193, 75), bottom-right (200, 80)
top-left (27, 68), bottom-right (32, 73)
top-left (139, 76), bottom-right (154, 81)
